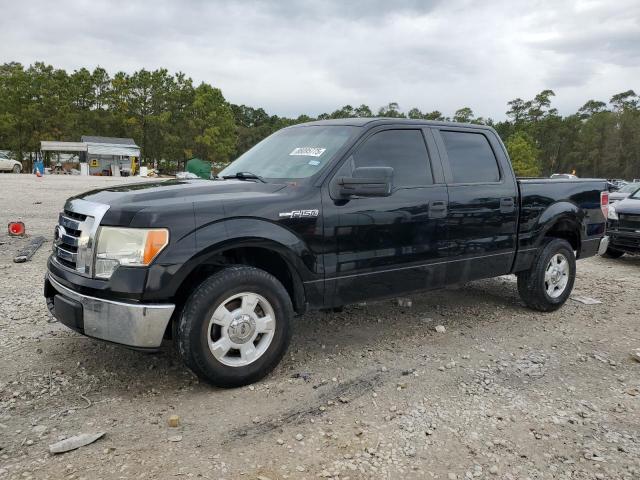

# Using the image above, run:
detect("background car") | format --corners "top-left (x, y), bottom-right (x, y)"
top-left (0, 152), bottom-right (23, 173)
top-left (605, 190), bottom-right (640, 258)
top-left (609, 182), bottom-right (640, 203)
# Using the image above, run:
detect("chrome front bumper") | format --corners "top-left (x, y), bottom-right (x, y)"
top-left (597, 235), bottom-right (610, 255)
top-left (47, 274), bottom-right (175, 349)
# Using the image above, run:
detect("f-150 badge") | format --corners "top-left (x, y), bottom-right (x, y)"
top-left (279, 209), bottom-right (319, 218)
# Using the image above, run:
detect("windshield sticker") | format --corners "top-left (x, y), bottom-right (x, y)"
top-left (289, 147), bottom-right (326, 157)
top-left (308, 160), bottom-right (320, 166)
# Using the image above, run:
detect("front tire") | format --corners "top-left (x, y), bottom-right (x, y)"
top-left (517, 239), bottom-right (576, 312)
top-left (12, 165), bottom-right (21, 174)
top-left (602, 247), bottom-right (624, 259)
top-left (177, 266), bottom-right (293, 388)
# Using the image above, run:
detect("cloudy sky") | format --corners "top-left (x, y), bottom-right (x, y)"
top-left (2, 0), bottom-right (639, 119)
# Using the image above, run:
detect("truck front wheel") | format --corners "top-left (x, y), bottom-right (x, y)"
top-left (177, 266), bottom-right (293, 387)
top-left (517, 239), bottom-right (576, 312)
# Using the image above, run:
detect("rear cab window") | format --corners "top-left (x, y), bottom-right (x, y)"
top-left (440, 130), bottom-right (500, 184)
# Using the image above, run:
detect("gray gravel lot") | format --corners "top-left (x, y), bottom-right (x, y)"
top-left (1, 174), bottom-right (639, 480)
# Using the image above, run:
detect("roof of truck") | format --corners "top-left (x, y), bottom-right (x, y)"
top-left (296, 117), bottom-right (494, 130)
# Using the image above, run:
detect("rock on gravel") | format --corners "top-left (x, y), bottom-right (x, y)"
top-left (48, 432), bottom-right (105, 454)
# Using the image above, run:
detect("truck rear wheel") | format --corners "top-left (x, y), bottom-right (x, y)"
top-left (177, 266), bottom-right (293, 388)
top-left (517, 239), bottom-right (576, 312)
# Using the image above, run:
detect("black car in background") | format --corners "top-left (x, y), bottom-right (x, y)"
top-left (605, 189), bottom-right (640, 257)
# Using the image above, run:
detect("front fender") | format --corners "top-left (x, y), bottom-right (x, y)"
top-left (194, 218), bottom-right (318, 279)
top-left (143, 218), bottom-right (320, 302)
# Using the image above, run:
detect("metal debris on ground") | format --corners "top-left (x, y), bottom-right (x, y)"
top-left (571, 295), bottom-right (603, 305)
top-left (49, 432), bottom-right (105, 454)
top-left (13, 236), bottom-right (46, 263)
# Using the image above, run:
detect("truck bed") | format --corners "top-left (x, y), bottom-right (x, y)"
top-left (513, 177), bottom-right (608, 272)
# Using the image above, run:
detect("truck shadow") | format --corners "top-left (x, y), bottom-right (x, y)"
top-left (42, 276), bottom-right (524, 397)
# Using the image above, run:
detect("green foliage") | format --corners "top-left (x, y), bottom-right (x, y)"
top-left (506, 132), bottom-right (541, 177)
top-left (1, 62), bottom-right (639, 179)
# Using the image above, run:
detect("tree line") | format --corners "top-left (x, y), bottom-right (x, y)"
top-left (0, 62), bottom-right (638, 178)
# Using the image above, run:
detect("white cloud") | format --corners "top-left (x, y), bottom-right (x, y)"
top-left (1, 0), bottom-right (638, 119)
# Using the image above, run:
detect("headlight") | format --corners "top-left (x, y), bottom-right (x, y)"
top-left (608, 204), bottom-right (618, 220)
top-left (94, 227), bottom-right (169, 279)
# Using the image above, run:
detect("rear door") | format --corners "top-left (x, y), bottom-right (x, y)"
top-left (432, 127), bottom-right (518, 283)
top-left (322, 126), bottom-right (449, 306)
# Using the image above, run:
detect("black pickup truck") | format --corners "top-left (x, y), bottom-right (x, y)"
top-left (45, 119), bottom-right (609, 387)
top-left (604, 188), bottom-right (640, 257)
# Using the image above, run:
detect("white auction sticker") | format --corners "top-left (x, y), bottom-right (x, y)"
top-left (289, 147), bottom-right (326, 157)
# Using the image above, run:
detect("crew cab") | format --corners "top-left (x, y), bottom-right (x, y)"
top-left (45, 119), bottom-right (609, 387)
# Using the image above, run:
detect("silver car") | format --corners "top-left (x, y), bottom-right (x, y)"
top-left (0, 152), bottom-right (23, 173)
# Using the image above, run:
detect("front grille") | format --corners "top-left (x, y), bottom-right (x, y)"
top-left (618, 213), bottom-right (640, 231)
top-left (64, 209), bottom-right (87, 222)
top-left (54, 212), bottom-right (85, 271)
top-left (52, 200), bottom-right (109, 277)
top-left (611, 234), bottom-right (640, 252)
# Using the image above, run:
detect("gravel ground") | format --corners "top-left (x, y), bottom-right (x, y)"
top-left (1, 174), bottom-right (639, 480)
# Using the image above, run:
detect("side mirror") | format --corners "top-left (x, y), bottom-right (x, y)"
top-left (338, 166), bottom-right (393, 198)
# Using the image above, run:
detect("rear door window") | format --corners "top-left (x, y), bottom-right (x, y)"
top-left (440, 131), bottom-right (500, 184)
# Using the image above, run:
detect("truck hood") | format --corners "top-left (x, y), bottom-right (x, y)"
top-left (70, 179), bottom-right (287, 226)
top-left (609, 191), bottom-right (630, 202)
top-left (73, 179), bottom-right (285, 206)
top-left (614, 196), bottom-right (640, 214)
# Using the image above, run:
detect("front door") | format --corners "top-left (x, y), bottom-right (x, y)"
top-left (322, 127), bottom-right (449, 306)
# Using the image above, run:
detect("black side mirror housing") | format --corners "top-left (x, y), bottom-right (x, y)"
top-left (338, 166), bottom-right (393, 198)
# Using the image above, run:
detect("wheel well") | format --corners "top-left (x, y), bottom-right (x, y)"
top-left (167, 246), bottom-right (304, 339)
top-left (219, 246), bottom-right (301, 310)
top-left (545, 219), bottom-right (580, 255)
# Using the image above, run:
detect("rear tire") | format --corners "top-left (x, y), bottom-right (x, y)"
top-left (177, 266), bottom-right (293, 388)
top-left (517, 239), bottom-right (576, 312)
top-left (602, 247), bottom-right (624, 259)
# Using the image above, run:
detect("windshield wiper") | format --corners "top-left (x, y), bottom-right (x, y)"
top-left (222, 171), bottom-right (267, 183)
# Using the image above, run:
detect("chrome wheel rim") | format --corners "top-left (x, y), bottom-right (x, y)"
top-left (207, 292), bottom-right (276, 367)
top-left (544, 253), bottom-right (569, 298)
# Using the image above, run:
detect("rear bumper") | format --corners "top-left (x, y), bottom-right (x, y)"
top-left (597, 236), bottom-right (609, 255)
top-left (579, 237), bottom-right (604, 259)
top-left (45, 273), bottom-right (175, 349)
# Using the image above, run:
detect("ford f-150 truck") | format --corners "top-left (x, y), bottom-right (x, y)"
top-left (45, 119), bottom-right (609, 387)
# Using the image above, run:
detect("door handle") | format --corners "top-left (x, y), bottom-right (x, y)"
top-left (500, 197), bottom-right (515, 213)
top-left (429, 200), bottom-right (448, 218)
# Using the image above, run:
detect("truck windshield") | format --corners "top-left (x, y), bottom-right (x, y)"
top-left (219, 125), bottom-right (355, 181)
